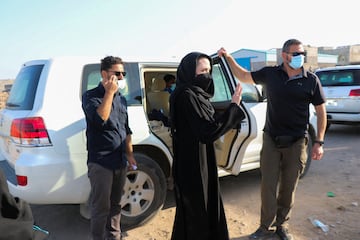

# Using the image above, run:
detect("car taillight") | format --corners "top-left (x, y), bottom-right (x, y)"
top-left (349, 89), bottom-right (360, 96)
top-left (10, 117), bottom-right (52, 146)
top-left (16, 175), bottom-right (28, 186)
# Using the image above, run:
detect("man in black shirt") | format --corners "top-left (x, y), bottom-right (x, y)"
top-left (218, 39), bottom-right (327, 240)
top-left (82, 56), bottom-right (137, 240)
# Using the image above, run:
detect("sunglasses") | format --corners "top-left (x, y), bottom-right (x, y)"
top-left (287, 52), bottom-right (306, 57)
top-left (108, 71), bottom-right (127, 77)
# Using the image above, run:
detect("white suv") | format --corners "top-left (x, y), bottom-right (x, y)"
top-left (315, 65), bottom-right (360, 130)
top-left (0, 55), bottom-right (318, 228)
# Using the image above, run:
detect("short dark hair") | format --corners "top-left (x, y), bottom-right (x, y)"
top-left (282, 39), bottom-right (302, 53)
top-left (100, 56), bottom-right (124, 71)
top-left (163, 74), bottom-right (176, 83)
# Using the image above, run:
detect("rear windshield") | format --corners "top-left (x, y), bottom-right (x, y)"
top-left (316, 69), bottom-right (360, 86)
top-left (6, 64), bottom-right (44, 110)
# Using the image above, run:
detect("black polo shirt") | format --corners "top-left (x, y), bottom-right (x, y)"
top-left (82, 83), bottom-right (132, 170)
top-left (251, 65), bottom-right (325, 137)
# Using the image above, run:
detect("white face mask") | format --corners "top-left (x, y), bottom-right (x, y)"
top-left (118, 79), bottom-right (127, 90)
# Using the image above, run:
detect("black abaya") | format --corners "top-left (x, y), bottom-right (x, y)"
top-left (170, 52), bottom-right (245, 240)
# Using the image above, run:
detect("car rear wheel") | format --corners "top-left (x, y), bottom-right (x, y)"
top-left (121, 153), bottom-right (167, 229)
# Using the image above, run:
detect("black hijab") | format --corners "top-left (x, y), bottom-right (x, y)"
top-left (175, 52), bottom-right (214, 97)
top-left (170, 52), bottom-right (215, 133)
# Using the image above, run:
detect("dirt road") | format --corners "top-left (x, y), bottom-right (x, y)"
top-left (31, 124), bottom-right (360, 240)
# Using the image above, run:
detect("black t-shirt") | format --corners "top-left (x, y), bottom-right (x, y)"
top-left (251, 65), bottom-right (325, 137)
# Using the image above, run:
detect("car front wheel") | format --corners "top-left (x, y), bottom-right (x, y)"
top-left (300, 136), bottom-right (313, 178)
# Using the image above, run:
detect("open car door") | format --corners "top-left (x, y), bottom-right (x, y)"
top-left (211, 55), bottom-right (267, 176)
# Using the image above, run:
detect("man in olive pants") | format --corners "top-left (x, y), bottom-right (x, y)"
top-left (218, 39), bottom-right (327, 240)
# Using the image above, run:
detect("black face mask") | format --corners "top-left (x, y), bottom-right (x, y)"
top-left (193, 73), bottom-right (213, 93)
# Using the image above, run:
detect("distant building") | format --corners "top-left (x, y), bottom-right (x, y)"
top-left (303, 45), bottom-right (338, 70)
top-left (3, 84), bottom-right (12, 92)
top-left (317, 53), bottom-right (338, 68)
top-left (0, 79), bottom-right (13, 109)
top-left (318, 44), bottom-right (360, 65)
top-left (231, 48), bottom-right (277, 71)
top-left (231, 45), bottom-right (340, 72)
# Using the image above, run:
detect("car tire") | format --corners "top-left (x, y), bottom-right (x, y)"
top-left (325, 121), bottom-right (331, 132)
top-left (300, 136), bottom-right (313, 179)
top-left (121, 153), bottom-right (167, 229)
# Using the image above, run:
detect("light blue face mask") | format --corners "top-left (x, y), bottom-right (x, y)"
top-left (289, 55), bottom-right (305, 69)
top-left (170, 83), bottom-right (176, 91)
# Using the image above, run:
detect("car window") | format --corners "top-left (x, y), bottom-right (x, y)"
top-left (81, 63), bottom-right (142, 105)
top-left (6, 64), bottom-right (44, 110)
top-left (210, 61), bottom-right (260, 103)
top-left (211, 63), bottom-right (232, 102)
top-left (316, 69), bottom-right (360, 86)
top-left (239, 83), bottom-right (260, 102)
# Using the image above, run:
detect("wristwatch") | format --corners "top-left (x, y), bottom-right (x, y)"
top-left (314, 140), bottom-right (324, 146)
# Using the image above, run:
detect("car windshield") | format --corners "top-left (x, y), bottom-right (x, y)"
top-left (316, 69), bottom-right (360, 86)
top-left (6, 64), bottom-right (44, 110)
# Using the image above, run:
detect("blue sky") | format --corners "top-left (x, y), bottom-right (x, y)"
top-left (1, 0), bottom-right (359, 79)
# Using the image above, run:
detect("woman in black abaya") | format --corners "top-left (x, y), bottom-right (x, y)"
top-left (170, 52), bottom-right (245, 240)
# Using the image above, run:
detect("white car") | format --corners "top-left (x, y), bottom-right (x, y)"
top-left (0, 55), bottom-right (318, 228)
top-left (315, 65), bottom-right (360, 130)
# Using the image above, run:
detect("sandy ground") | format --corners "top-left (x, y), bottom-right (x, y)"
top-left (31, 124), bottom-right (360, 240)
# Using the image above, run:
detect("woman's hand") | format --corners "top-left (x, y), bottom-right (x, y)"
top-left (231, 83), bottom-right (242, 105)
